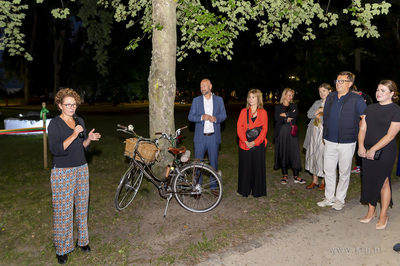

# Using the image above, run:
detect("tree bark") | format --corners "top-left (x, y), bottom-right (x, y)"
top-left (53, 26), bottom-right (66, 98)
top-left (355, 48), bottom-right (361, 73)
top-left (148, 0), bottom-right (177, 173)
top-left (23, 6), bottom-right (38, 104)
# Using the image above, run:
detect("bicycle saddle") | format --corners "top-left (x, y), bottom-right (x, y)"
top-left (168, 146), bottom-right (186, 155)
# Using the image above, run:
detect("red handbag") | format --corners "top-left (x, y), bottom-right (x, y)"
top-left (290, 121), bottom-right (298, 137)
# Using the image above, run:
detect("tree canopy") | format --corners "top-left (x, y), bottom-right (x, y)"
top-left (1, 1), bottom-right (392, 73)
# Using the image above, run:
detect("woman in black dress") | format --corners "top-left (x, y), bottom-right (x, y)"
top-left (274, 88), bottom-right (305, 185)
top-left (358, 80), bottom-right (400, 230)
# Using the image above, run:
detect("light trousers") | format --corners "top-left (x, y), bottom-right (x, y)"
top-left (323, 140), bottom-right (356, 204)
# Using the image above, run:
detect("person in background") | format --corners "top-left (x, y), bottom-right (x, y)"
top-left (317, 71), bottom-right (366, 211)
top-left (350, 85), bottom-right (373, 174)
top-left (188, 78), bottom-right (227, 195)
top-left (237, 89), bottom-right (268, 197)
top-left (304, 83), bottom-right (333, 190)
top-left (48, 88), bottom-right (101, 264)
top-left (274, 88), bottom-right (305, 185)
top-left (358, 80), bottom-right (400, 230)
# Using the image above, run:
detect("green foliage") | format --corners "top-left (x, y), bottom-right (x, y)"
top-left (0, 0), bottom-right (393, 71)
top-left (50, 8), bottom-right (70, 19)
top-left (344, 0), bottom-right (391, 38)
top-left (78, 0), bottom-right (114, 76)
top-left (98, 0), bottom-right (391, 62)
top-left (0, 0), bottom-right (31, 60)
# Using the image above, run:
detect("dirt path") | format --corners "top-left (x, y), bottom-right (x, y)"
top-left (199, 181), bottom-right (400, 265)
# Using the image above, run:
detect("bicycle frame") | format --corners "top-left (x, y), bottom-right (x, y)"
top-left (117, 125), bottom-right (188, 214)
top-left (115, 124), bottom-right (221, 217)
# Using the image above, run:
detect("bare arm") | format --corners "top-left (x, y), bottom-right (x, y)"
top-left (357, 115), bottom-right (367, 158)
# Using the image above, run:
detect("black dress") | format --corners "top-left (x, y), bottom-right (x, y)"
top-left (274, 103), bottom-right (302, 171)
top-left (237, 117), bottom-right (267, 197)
top-left (361, 103), bottom-right (400, 206)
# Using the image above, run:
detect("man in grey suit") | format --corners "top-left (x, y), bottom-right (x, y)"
top-left (188, 78), bottom-right (227, 172)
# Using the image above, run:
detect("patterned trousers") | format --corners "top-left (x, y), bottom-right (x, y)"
top-left (51, 164), bottom-right (89, 255)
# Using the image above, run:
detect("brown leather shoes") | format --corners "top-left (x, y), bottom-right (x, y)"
top-left (318, 183), bottom-right (325, 191)
top-left (211, 189), bottom-right (219, 197)
top-left (306, 182), bottom-right (318, 189)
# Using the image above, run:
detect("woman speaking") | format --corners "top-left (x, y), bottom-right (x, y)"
top-left (48, 88), bottom-right (101, 264)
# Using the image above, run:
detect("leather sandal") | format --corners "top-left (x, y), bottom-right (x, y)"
top-left (281, 175), bottom-right (288, 185)
top-left (294, 176), bottom-right (306, 184)
top-left (306, 182), bottom-right (318, 189)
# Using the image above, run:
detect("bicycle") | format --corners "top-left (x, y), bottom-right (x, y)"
top-left (114, 124), bottom-right (223, 217)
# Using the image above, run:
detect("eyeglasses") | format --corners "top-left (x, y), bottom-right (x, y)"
top-left (63, 103), bottom-right (78, 109)
top-left (334, 80), bottom-right (351, 84)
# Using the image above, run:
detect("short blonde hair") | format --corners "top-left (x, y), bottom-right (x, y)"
top-left (54, 88), bottom-right (81, 111)
top-left (279, 88), bottom-right (295, 104)
top-left (246, 89), bottom-right (264, 109)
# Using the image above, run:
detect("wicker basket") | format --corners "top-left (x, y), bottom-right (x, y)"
top-left (124, 138), bottom-right (161, 164)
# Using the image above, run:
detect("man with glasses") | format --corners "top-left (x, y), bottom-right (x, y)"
top-left (317, 71), bottom-right (366, 211)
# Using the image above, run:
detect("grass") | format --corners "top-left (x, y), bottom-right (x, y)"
top-left (0, 102), bottom-right (398, 265)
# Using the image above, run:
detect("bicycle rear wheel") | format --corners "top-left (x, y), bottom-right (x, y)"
top-left (114, 164), bottom-right (143, 211)
top-left (173, 163), bottom-right (222, 213)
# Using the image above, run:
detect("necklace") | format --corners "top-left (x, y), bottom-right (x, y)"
top-left (251, 108), bottom-right (257, 118)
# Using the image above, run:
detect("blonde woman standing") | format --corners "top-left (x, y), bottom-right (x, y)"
top-left (274, 88), bottom-right (305, 185)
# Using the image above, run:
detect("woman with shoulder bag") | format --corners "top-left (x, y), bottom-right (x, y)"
top-left (274, 88), bottom-right (305, 185)
top-left (237, 89), bottom-right (268, 197)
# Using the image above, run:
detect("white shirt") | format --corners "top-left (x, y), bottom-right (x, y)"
top-left (203, 95), bottom-right (214, 134)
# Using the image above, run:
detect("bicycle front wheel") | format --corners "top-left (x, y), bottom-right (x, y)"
top-left (173, 163), bottom-right (222, 213)
top-left (114, 164), bottom-right (143, 211)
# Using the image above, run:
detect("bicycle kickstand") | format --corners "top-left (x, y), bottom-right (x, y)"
top-left (163, 194), bottom-right (173, 218)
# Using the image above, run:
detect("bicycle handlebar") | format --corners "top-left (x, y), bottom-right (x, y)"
top-left (118, 124), bottom-right (186, 141)
top-left (154, 126), bottom-right (187, 139)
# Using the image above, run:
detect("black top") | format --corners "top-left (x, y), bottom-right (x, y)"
top-left (274, 103), bottom-right (298, 139)
top-left (364, 103), bottom-right (400, 146)
top-left (48, 116), bottom-right (89, 168)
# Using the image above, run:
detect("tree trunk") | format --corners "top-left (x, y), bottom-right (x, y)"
top-left (148, 0), bottom-right (177, 173)
top-left (354, 48), bottom-right (361, 73)
top-left (53, 26), bottom-right (66, 98)
top-left (23, 6), bottom-right (38, 104)
top-left (21, 67), bottom-right (30, 105)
